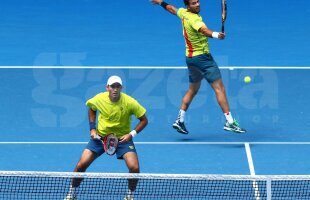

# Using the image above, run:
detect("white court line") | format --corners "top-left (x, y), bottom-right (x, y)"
top-left (0, 66), bottom-right (310, 69)
top-left (1, 141), bottom-right (310, 144)
top-left (245, 143), bottom-right (256, 176)
top-left (245, 143), bottom-right (261, 200)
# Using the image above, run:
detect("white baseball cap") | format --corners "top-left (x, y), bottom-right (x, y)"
top-left (107, 75), bottom-right (122, 86)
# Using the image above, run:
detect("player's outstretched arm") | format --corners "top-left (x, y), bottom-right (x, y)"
top-left (199, 26), bottom-right (225, 40)
top-left (150, 0), bottom-right (177, 15)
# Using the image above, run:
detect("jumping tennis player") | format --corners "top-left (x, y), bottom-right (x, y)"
top-left (151, 0), bottom-right (246, 134)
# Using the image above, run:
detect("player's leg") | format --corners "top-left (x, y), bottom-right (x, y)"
top-left (123, 152), bottom-right (140, 190)
top-left (210, 78), bottom-right (230, 114)
top-left (181, 81), bottom-right (202, 111)
top-left (117, 140), bottom-right (139, 200)
top-left (64, 139), bottom-right (104, 200)
top-left (64, 149), bottom-right (99, 200)
top-left (211, 79), bottom-right (245, 133)
top-left (205, 55), bottom-right (246, 133)
top-left (172, 61), bottom-right (203, 134)
top-left (72, 149), bottom-right (99, 187)
top-left (172, 81), bottom-right (201, 134)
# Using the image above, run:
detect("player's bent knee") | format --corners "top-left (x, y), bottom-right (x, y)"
top-left (215, 87), bottom-right (225, 94)
top-left (129, 166), bottom-right (140, 173)
top-left (212, 82), bottom-right (225, 94)
top-left (75, 162), bottom-right (88, 172)
top-left (127, 163), bottom-right (140, 173)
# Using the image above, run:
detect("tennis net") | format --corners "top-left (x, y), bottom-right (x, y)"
top-left (0, 171), bottom-right (310, 199)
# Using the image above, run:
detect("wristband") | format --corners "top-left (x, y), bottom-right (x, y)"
top-left (129, 130), bottom-right (137, 138)
top-left (160, 1), bottom-right (169, 9)
top-left (212, 32), bottom-right (219, 39)
top-left (89, 122), bottom-right (96, 131)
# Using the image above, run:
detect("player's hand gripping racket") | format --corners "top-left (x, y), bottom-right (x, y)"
top-left (221, 0), bottom-right (227, 32)
top-left (96, 134), bottom-right (118, 156)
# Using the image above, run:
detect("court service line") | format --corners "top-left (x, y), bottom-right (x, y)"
top-left (0, 66), bottom-right (310, 69)
top-left (1, 141), bottom-right (310, 145)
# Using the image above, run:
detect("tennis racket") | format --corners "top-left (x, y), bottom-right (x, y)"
top-left (96, 134), bottom-right (118, 156)
top-left (221, 0), bottom-right (227, 32)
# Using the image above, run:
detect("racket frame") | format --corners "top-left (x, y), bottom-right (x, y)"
top-left (96, 134), bottom-right (119, 156)
top-left (221, 0), bottom-right (227, 32)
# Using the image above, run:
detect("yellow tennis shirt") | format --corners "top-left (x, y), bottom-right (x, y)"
top-left (86, 92), bottom-right (146, 138)
top-left (177, 8), bottom-right (209, 57)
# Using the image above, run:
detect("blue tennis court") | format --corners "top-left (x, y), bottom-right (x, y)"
top-left (1, 67), bottom-right (310, 176)
top-left (1, 0), bottom-right (310, 199)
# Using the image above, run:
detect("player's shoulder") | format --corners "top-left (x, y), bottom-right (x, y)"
top-left (121, 93), bottom-right (143, 107)
top-left (120, 92), bottom-right (136, 102)
top-left (177, 7), bottom-right (187, 13)
top-left (177, 8), bottom-right (187, 17)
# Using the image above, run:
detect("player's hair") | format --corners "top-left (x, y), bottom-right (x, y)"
top-left (183, 0), bottom-right (189, 6)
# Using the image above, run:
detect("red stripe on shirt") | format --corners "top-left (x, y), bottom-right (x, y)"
top-left (182, 18), bottom-right (193, 58)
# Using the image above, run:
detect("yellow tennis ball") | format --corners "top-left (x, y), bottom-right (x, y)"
top-left (244, 76), bottom-right (251, 83)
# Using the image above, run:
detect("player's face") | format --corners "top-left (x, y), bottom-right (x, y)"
top-left (188, 0), bottom-right (200, 14)
top-left (107, 83), bottom-right (122, 102)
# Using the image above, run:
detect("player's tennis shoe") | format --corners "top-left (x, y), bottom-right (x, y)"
top-left (64, 197), bottom-right (77, 200)
top-left (224, 119), bottom-right (246, 133)
top-left (64, 194), bottom-right (77, 200)
top-left (172, 120), bottom-right (189, 134)
top-left (124, 195), bottom-right (134, 200)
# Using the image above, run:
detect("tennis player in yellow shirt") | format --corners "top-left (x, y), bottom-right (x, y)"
top-left (65, 75), bottom-right (148, 200)
top-left (151, 0), bottom-right (246, 134)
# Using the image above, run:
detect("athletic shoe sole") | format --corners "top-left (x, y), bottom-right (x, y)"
top-left (223, 126), bottom-right (246, 133)
top-left (172, 124), bottom-right (188, 134)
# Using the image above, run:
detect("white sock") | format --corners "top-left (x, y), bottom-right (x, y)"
top-left (67, 185), bottom-right (78, 198)
top-left (224, 112), bottom-right (234, 124)
top-left (178, 110), bottom-right (186, 122)
top-left (127, 189), bottom-right (134, 198)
